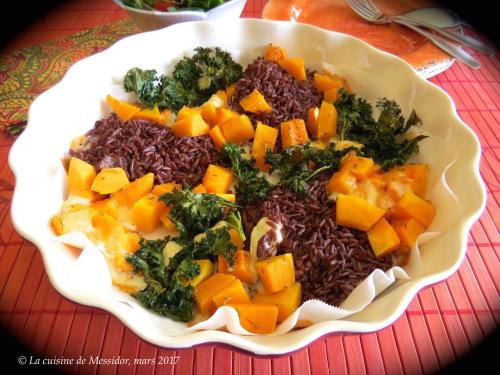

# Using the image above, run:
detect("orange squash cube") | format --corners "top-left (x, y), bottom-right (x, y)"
top-left (317, 101), bottom-right (337, 140)
top-left (209, 125), bottom-right (227, 149)
top-left (67, 157), bottom-right (99, 200)
top-left (132, 106), bottom-right (163, 123)
top-left (256, 253), bottom-right (295, 294)
top-left (202, 164), bottom-right (233, 194)
top-left (131, 193), bottom-right (163, 232)
top-left (112, 173), bottom-right (155, 207)
top-left (212, 278), bottom-right (250, 307)
top-left (394, 191), bottom-right (435, 227)
top-left (239, 89), bottom-right (272, 114)
top-left (91, 168), bottom-right (129, 195)
top-left (151, 182), bottom-right (179, 197)
top-left (392, 218), bottom-right (425, 251)
top-left (367, 218), bottom-right (401, 257)
top-left (191, 184), bottom-right (207, 194)
top-left (215, 107), bottom-right (239, 125)
top-left (252, 282), bottom-right (301, 322)
top-left (314, 73), bottom-right (344, 92)
top-left (218, 250), bottom-right (257, 284)
top-left (251, 122), bottom-right (278, 170)
top-left (325, 170), bottom-right (357, 194)
top-left (280, 119), bottom-right (309, 148)
top-left (265, 44), bottom-right (287, 61)
top-left (171, 114), bottom-right (210, 137)
top-left (195, 273), bottom-right (236, 315)
top-left (335, 194), bottom-right (386, 231)
top-left (278, 57), bottom-right (306, 81)
top-left (106, 95), bottom-right (141, 122)
top-left (307, 107), bottom-right (320, 138)
top-left (91, 197), bottom-right (119, 220)
top-left (341, 155), bottom-right (375, 180)
top-left (227, 303), bottom-right (279, 334)
top-left (220, 114), bottom-right (255, 144)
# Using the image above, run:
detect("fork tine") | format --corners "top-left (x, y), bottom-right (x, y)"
top-left (357, 0), bottom-right (383, 15)
top-left (345, 0), bottom-right (377, 20)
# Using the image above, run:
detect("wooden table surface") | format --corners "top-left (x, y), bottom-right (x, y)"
top-left (0, 0), bottom-right (498, 374)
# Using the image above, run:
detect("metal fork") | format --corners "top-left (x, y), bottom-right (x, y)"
top-left (345, 0), bottom-right (481, 69)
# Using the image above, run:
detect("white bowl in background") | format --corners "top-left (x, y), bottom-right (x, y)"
top-left (113, 0), bottom-right (248, 31)
top-left (9, 19), bottom-right (486, 355)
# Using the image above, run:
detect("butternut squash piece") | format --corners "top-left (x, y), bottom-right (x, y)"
top-left (171, 114), bottom-right (210, 137)
top-left (209, 90), bottom-right (228, 108)
top-left (341, 155), bottom-right (375, 180)
top-left (220, 114), bottom-right (255, 144)
top-left (239, 89), bottom-right (272, 114)
top-left (212, 278), bottom-right (250, 307)
top-left (265, 44), bottom-right (287, 61)
top-left (324, 88), bottom-right (340, 103)
top-left (51, 207), bottom-right (96, 236)
top-left (132, 106), bottom-right (163, 123)
top-left (209, 125), bottom-right (227, 149)
top-left (195, 273), bottom-right (236, 315)
top-left (307, 107), bottom-right (320, 137)
top-left (151, 182), bottom-right (179, 197)
top-left (123, 232), bottom-right (141, 253)
top-left (392, 218), bottom-right (425, 251)
top-left (335, 194), bottom-right (386, 231)
top-left (225, 84), bottom-right (237, 100)
top-left (314, 73), bottom-right (344, 92)
top-left (177, 106), bottom-right (202, 121)
top-left (251, 122), bottom-right (278, 170)
top-left (394, 191), bottom-right (435, 227)
top-left (202, 164), bottom-right (233, 194)
top-left (91, 168), bottom-right (129, 195)
top-left (67, 157), bottom-right (98, 200)
top-left (325, 170), bottom-right (357, 194)
top-left (112, 173), bottom-right (154, 207)
top-left (280, 119), bottom-right (309, 148)
top-left (215, 107), bottom-right (239, 125)
top-left (181, 259), bottom-right (214, 287)
top-left (256, 253), bottom-right (295, 294)
top-left (91, 197), bottom-right (119, 219)
top-left (229, 228), bottom-right (245, 249)
top-left (201, 102), bottom-right (218, 126)
top-left (106, 95), bottom-right (141, 122)
top-left (317, 101), bottom-right (337, 140)
top-left (131, 193), bottom-right (163, 232)
top-left (113, 252), bottom-right (133, 272)
top-left (278, 57), bottom-right (306, 81)
top-left (252, 282), bottom-right (301, 322)
top-left (91, 212), bottom-right (127, 252)
top-left (400, 164), bottom-right (429, 198)
top-left (227, 303), bottom-right (279, 334)
top-left (192, 184), bottom-right (207, 193)
top-left (218, 250), bottom-right (257, 284)
top-left (367, 218), bottom-right (401, 257)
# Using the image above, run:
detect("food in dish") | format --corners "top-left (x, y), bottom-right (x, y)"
top-left (50, 45), bottom-right (435, 333)
top-left (122, 0), bottom-right (227, 12)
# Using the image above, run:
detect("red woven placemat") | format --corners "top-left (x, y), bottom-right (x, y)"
top-left (0, 0), bottom-right (498, 373)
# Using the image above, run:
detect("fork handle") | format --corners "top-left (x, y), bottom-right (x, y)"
top-left (394, 19), bottom-right (481, 69)
top-left (395, 16), bottom-right (495, 56)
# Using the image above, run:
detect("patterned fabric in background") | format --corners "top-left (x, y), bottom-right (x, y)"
top-left (0, 20), bottom-right (138, 136)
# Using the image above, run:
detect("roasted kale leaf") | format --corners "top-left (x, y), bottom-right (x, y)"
top-left (123, 47), bottom-right (242, 111)
top-left (222, 143), bottom-right (274, 205)
top-left (335, 89), bottom-right (426, 169)
top-left (159, 187), bottom-right (237, 238)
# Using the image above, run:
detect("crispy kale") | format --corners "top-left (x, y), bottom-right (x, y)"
top-left (265, 144), bottom-right (352, 195)
top-left (123, 0), bottom-right (224, 11)
top-left (123, 47), bottom-right (242, 111)
top-left (126, 237), bottom-right (196, 322)
top-left (159, 188), bottom-right (237, 238)
top-left (335, 89), bottom-right (426, 169)
top-left (123, 68), bottom-right (163, 108)
top-left (222, 143), bottom-right (274, 205)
